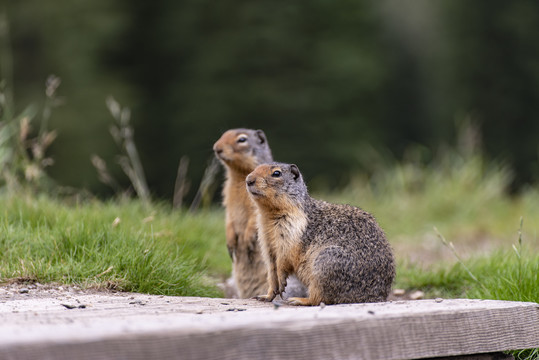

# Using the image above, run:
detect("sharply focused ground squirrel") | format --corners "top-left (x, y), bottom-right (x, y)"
top-left (246, 162), bottom-right (395, 305)
top-left (213, 129), bottom-right (306, 298)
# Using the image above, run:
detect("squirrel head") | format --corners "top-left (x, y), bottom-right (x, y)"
top-left (246, 163), bottom-right (308, 211)
top-left (213, 129), bottom-right (273, 174)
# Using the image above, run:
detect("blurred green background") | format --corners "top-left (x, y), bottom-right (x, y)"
top-left (3, 0), bottom-right (539, 200)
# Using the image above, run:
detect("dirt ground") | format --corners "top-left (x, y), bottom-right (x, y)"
top-left (0, 278), bottom-right (422, 309)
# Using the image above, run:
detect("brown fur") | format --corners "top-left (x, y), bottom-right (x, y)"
top-left (214, 129), bottom-right (307, 299)
top-left (247, 163), bottom-right (396, 306)
top-left (214, 129), bottom-right (271, 298)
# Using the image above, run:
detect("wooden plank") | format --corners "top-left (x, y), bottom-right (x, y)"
top-left (0, 295), bottom-right (538, 360)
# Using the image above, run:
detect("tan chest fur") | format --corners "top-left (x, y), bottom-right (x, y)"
top-left (257, 203), bottom-right (308, 272)
top-left (223, 174), bottom-right (257, 234)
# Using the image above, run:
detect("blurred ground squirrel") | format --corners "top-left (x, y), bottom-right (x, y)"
top-left (213, 129), bottom-right (306, 299)
top-left (246, 162), bottom-right (395, 305)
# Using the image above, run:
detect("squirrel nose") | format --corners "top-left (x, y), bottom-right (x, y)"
top-left (246, 176), bottom-right (256, 187)
top-left (213, 145), bottom-right (223, 154)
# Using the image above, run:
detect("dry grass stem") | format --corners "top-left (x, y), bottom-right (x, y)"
top-left (173, 155), bottom-right (190, 209)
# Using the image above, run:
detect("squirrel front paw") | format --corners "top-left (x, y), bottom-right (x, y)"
top-left (252, 288), bottom-right (280, 302)
top-left (252, 294), bottom-right (274, 302)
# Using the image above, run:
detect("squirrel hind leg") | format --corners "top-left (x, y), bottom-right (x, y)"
top-left (287, 297), bottom-right (317, 306)
top-left (288, 285), bottom-right (323, 306)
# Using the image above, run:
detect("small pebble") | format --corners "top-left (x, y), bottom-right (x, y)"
top-left (392, 289), bottom-right (406, 296)
top-left (19, 288), bottom-right (29, 294)
top-left (129, 300), bottom-right (146, 306)
top-left (435, 298), bottom-right (444, 303)
top-left (409, 290), bottom-right (425, 300)
top-left (61, 303), bottom-right (87, 310)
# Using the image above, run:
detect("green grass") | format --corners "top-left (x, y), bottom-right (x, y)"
top-left (321, 149), bottom-right (539, 297)
top-left (322, 148), bottom-right (539, 241)
top-left (393, 218), bottom-right (539, 304)
top-left (1, 151), bottom-right (537, 358)
top-left (0, 193), bottom-right (230, 297)
top-left (1, 148), bottom-right (538, 302)
top-left (395, 248), bottom-right (539, 303)
top-left (325, 148), bottom-right (539, 360)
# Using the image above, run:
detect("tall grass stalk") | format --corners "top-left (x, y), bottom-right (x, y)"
top-left (0, 15), bottom-right (60, 193)
top-left (513, 217), bottom-right (524, 289)
top-left (434, 226), bottom-right (493, 298)
top-left (189, 156), bottom-right (220, 212)
top-left (105, 96), bottom-right (151, 204)
top-left (173, 155), bottom-right (190, 209)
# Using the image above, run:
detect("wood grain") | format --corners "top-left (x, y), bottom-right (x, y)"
top-left (0, 295), bottom-right (537, 360)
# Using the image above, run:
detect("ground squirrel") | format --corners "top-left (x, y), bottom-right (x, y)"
top-left (213, 129), bottom-right (306, 299)
top-left (246, 162), bottom-right (395, 305)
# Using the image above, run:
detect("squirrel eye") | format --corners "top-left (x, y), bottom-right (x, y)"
top-left (271, 170), bottom-right (282, 177)
top-left (237, 136), bottom-right (247, 143)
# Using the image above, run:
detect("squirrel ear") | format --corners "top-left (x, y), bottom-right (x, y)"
top-left (290, 164), bottom-right (300, 181)
top-left (255, 130), bottom-right (267, 144)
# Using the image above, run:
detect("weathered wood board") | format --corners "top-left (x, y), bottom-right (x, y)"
top-left (0, 292), bottom-right (538, 360)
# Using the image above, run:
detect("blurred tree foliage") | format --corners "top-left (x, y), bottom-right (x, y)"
top-left (441, 0), bottom-right (539, 189)
top-left (3, 0), bottom-right (539, 200)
